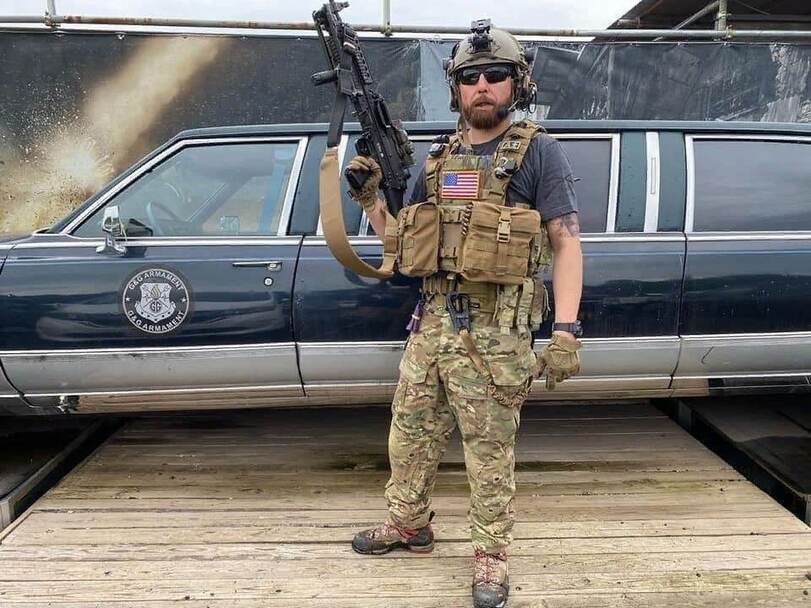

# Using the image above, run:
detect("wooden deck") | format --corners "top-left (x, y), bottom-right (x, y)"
top-left (1, 402), bottom-right (810, 607)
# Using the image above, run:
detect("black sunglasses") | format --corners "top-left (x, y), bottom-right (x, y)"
top-left (456, 65), bottom-right (514, 86)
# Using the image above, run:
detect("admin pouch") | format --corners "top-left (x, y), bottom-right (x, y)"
top-left (395, 200), bottom-right (542, 285)
top-left (396, 200), bottom-right (440, 277)
top-left (460, 201), bottom-right (541, 285)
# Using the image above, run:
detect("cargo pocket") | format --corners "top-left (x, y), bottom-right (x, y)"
top-left (445, 367), bottom-right (489, 437)
top-left (475, 327), bottom-right (535, 388)
top-left (398, 355), bottom-right (429, 385)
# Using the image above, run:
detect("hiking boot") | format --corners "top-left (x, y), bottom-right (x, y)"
top-left (351, 518), bottom-right (435, 555)
top-left (472, 549), bottom-right (509, 608)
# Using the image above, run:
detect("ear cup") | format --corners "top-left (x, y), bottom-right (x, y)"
top-left (448, 80), bottom-right (460, 112)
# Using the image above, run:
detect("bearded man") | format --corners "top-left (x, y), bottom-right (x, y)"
top-left (345, 20), bottom-right (583, 608)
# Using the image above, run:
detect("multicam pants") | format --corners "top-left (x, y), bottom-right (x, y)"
top-left (384, 297), bottom-right (537, 553)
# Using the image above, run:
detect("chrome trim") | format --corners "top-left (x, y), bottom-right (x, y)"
top-left (0, 342), bottom-right (295, 357)
top-left (676, 372), bottom-right (811, 380)
top-left (0, 394), bottom-right (17, 399)
top-left (553, 133), bottom-right (617, 140)
top-left (305, 381), bottom-right (399, 389)
top-left (299, 336), bottom-right (680, 386)
top-left (299, 340), bottom-right (405, 349)
top-left (580, 336), bottom-right (679, 344)
top-left (606, 133), bottom-right (621, 233)
top-left (674, 332), bottom-right (811, 379)
top-left (297, 337), bottom-right (679, 349)
top-left (301, 233), bottom-right (685, 246)
top-left (644, 131), bottom-right (660, 233)
top-left (13, 237), bottom-right (303, 249)
top-left (62, 136), bottom-right (307, 235)
top-left (317, 134), bottom-right (350, 237)
top-left (232, 260), bottom-right (282, 270)
top-left (690, 134), bottom-right (811, 142)
top-left (7, 343), bottom-right (301, 396)
top-left (26, 384), bottom-right (303, 398)
top-left (685, 134), bottom-right (696, 233)
top-left (682, 330), bottom-right (811, 340)
top-left (687, 232), bottom-right (811, 241)
top-left (277, 137), bottom-right (308, 236)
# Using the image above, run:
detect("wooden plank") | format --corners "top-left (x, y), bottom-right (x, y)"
top-left (59, 467), bottom-right (746, 483)
top-left (115, 416), bottom-right (679, 438)
top-left (4, 516), bottom-right (802, 546)
top-left (43, 479), bottom-right (762, 503)
top-left (0, 568), bottom-right (809, 601)
top-left (4, 533), bottom-right (811, 561)
top-left (55, 474), bottom-right (749, 499)
top-left (5, 548), bottom-right (811, 580)
top-left (40, 481), bottom-right (769, 505)
top-left (3, 591), bottom-right (810, 608)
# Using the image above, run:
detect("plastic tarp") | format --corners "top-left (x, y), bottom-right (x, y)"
top-left (1, 32), bottom-right (810, 231)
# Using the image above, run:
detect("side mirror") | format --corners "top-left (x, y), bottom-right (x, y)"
top-left (101, 206), bottom-right (123, 236)
top-left (96, 205), bottom-right (127, 256)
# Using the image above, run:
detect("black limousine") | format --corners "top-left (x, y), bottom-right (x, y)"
top-left (0, 120), bottom-right (809, 415)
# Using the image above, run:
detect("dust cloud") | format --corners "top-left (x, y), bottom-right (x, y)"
top-left (0, 36), bottom-right (230, 233)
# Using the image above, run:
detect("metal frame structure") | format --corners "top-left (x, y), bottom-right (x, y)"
top-left (2, 0), bottom-right (811, 39)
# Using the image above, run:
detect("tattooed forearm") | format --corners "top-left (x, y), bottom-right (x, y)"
top-left (549, 212), bottom-right (580, 238)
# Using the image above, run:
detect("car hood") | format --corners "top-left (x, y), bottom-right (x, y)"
top-left (0, 232), bottom-right (30, 245)
top-left (0, 232), bottom-right (30, 275)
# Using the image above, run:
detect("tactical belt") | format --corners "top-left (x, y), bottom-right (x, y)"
top-left (422, 273), bottom-right (498, 314)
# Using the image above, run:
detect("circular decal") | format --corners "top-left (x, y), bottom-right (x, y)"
top-left (122, 268), bottom-right (190, 334)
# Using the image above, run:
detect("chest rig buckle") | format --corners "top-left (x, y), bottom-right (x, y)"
top-left (497, 209), bottom-right (512, 243)
top-left (493, 158), bottom-right (517, 179)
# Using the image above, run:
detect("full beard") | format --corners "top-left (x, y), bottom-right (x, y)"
top-left (462, 100), bottom-right (511, 130)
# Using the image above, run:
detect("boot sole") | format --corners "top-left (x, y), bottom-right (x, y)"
top-left (352, 540), bottom-right (435, 555)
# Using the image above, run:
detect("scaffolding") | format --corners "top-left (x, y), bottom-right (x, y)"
top-left (2, 0), bottom-right (811, 40)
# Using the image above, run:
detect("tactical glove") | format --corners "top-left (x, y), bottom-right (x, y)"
top-left (346, 155), bottom-right (382, 212)
top-left (537, 333), bottom-right (582, 390)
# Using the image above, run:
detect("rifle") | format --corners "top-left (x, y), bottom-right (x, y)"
top-left (312, 0), bottom-right (413, 279)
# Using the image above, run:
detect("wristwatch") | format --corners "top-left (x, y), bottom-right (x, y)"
top-left (553, 321), bottom-right (583, 338)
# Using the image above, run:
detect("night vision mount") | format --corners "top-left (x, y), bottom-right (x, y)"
top-left (469, 19), bottom-right (493, 53)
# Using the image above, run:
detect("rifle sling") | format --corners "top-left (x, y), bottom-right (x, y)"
top-left (319, 146), bottom-right (397, 280)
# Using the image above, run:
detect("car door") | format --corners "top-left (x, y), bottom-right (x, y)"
top-left (673, 132), bottom-right (811, 395)
top-left (0, 135), bottom-right (306, 412)
top-left (294, 127), bottom-right (685, 402)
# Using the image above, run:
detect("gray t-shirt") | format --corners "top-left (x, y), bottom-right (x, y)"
top-left (409, 131), bottom-right (579, 222)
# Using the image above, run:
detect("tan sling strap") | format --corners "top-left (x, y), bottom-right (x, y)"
top-left (319, 146), bottom-right (397, 279)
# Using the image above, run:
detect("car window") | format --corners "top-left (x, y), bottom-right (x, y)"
top-left (557, 138), bottom-right (612, 234)
top-left (404, 140), bottom-right (433, 205)
top-left (693, 139), bottom-right (811, 232)
top-left (73, 142), bottom-right (299, 237)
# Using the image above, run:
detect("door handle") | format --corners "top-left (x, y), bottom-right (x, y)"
top-left (232, 260), bottom-right (282, 271)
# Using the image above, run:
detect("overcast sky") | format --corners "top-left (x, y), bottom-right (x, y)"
top-left (3, 1), bottom-right (639, 30)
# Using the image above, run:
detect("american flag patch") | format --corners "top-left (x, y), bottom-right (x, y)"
top-left (441, 171), bottom-right (480, 199)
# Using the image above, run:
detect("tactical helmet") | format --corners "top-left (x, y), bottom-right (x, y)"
top-left (443, 19), bottom-right (536, 113)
